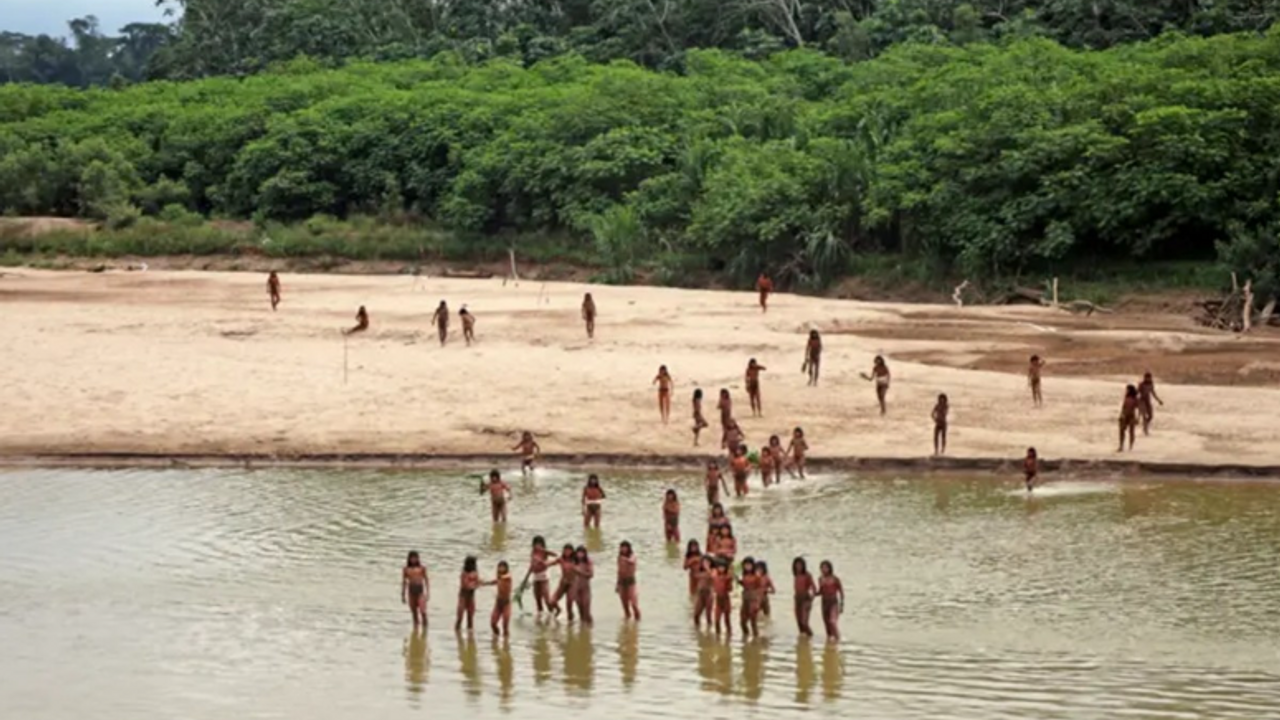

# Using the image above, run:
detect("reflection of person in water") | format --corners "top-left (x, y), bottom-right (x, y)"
top-left (403, 629), bottom-right (428, 695)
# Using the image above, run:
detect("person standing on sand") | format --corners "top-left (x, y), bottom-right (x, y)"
top-left (803, 330), bottom-right (822, 386)
top-left (745, 359), bottom-right (767, 417)
top-left (1028, 355), bottom-right (1046, 407)
top-left (430, 300), bottom-right (449, 346)
top-left (460, 306), bottom-right (476, 346)
top-left (717, 389), bottom-right (734, 435)
top-left (267, 271), bottom-right (281, 311)
top-left (1137, 371), bottom-right (1164, 435)
top-left (692, 389), bottom-right (709, 446)
top-left (582, 293), bottom-right (597, 339)
top-left (862, 356), bottom-right (891, 415)
top-left (653, 365), bottom-right (674, 424)
top-left (1119, 384), bottom-right (1140, 452)
top-left (932, 393), bottom-right (949, 456)
top-left (757, 273), bottom-right (774, 313)
top-left (344, 306), bottom-right (369, 335)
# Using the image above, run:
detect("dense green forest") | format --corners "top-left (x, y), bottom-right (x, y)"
top-left (3, 3), bottom-right (1280, 298)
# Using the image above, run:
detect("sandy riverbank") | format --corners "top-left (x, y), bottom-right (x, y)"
top-left (2, 268), bottom-right (1279, 473)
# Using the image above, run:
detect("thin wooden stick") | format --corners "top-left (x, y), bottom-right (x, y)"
top-left (343, 334), bottom-right (349, 384)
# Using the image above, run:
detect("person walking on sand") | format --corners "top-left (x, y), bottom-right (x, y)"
top-left (803, 329), bottom-right (822, 386)
top-left (267, 271), bottom-right (281, 311)
top-left (460, 306), bottom-right (476, 346)
top-left (1028, 355), bottom-right (1046, 407)
top-left (862, 356), bottom-right (891, 415)
top-left (1119, 384), bottom-right (1140, 452)
top-left (756, 272), bottom-right (774, 313)
top-left (430, 300), bottom-right (449, 346)
top-left (1137, 371), bottom-right (1164, 435)
top-left (582, 293), bottom-right (597, 339)
top-left (692, 389), bottom-right (710, 446)
top-left (344, 306), bottom-right (369, 335)
top-left (402, 551), bottom-right (429, 629)
top-left (745, 359), bottom-right (767, 417)
top-left (653, 365), bottom-right (674, 424)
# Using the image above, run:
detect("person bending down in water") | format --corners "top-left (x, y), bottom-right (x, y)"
top-left (862, 356), bottom-right (891, 415)
top-left (616, 540), bottom-right (641, 621)
top-left (455, 555), bottom-right (480, 631)
top-left (1119, 384), bottom-right (1140, 452)
top-left (460, 306), bottom-right (476, 346)
top-left (430, 300), bottom-right (449, 346)
top-left (344, 305), bottom-right (369, 335)
top-left (792, 557), bottom-right (817, 637)
top-left (512, 431), bottom-right (541, 475)
top-left (483, 470), bottom-right (511, 523)
top-left (932, 393), bottom-right (949, 456)
top-left (402, 551), bottom-right (429, 628)
top-left (582, 474), bottom-right (606, 529)
top-left (653, 365), bottom-right (674, 424)
top-left (692, 388), bottom-right (709, 446)
top-left (803, 329), bottom-right (822, 386)
top-left (745, 358), bottom-right (767, 417)
top-left (581, 293), bottom-right (597, 339)
top-left (481, 561), bottom-right (514, 636)
top-left (1023, 447), bottom-right (1039, 491)
top-left (1137, 371), bottom-right (1164, 436)
top-left (267, 271), bottom-right (281, 312)
top-left (818, 560), bottom-right (845, 642)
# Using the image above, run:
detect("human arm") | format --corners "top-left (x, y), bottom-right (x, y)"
top-left (1153, 386), bottom-right (1164, 405)
top-left (837, 579), bottom-right (845, 613)
top-left (401, 568), bottom-right (408, 604)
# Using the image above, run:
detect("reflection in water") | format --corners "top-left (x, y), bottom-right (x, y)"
top-left (456, 632), bottom-right (481, 699)
top-left (1120, 486), bottom-right (1154, 519)
top-left (616, 624), bottom-right (639, 690)
top-left (531, 628), bottom-right (553, 686)
top-left (403, 630), bottom-right (428, 698)
top-left (794, 638), bottom-right (816, 704)
top-left (584, 527), bottom-right (604, 553)
top-left (562, 626), bottom-right (594, 694)
top-left (821, 643), bottom-right (843, 701)
top-left (487, 523), bottom-right (508, 552)
top-left (740, 639), bottom-right (766, 701)
top-left (697, 633), bottom-right (733, 695)
top-left (493, 638), bottom-right (514, 705)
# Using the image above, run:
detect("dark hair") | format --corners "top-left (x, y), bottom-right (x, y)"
top-left (685, 540), bottom-right (701, 558)
top-left (562, 543), bottom-right (575, 556)
top-left (659, 364), bottom-right (668, 373)
top-left (1027, 447), bottom-right (1037, 457)
top-left (794, 426), bottom-right (804, 435)
top-left (742, 556), bottom-right (755, 571)
top-left (1143, 371), bottom-right (1153, 380)
top-left (694, 388), bottom-right (703, 401)
top-left (497, 560), bottom-right (509, 573)
top-left (665, 488), bottom-right (678, 501)
top-left (701, 555), bottom-right (714, 570)
top-left (1125, 384), bottom-right (1138, 398)
top-left (574, 545), bottom-right (589, 562)
top-left (720, 388), bottom-right (729, 397)
top-left (755, 561), bottom-right (768, 575)
top-left (711, 503), bottom-right (724, 517)
top-left (770, 434), bottom-right (781, 444)
top-left (532, 535), bottom-right (546, 549)
top-left (406, 551), bottom-right (420, 567)
top-left (792, 557), bottom-right (807, 576)
top-left (619, 540), bottom-right (633, 555)
top-left (819, 560), bottom-right (834, 575)
top-left (463, 555), bottom-right (477, 573)
top-left (938, 393), bottom-right (948, 403)
top-left (489, 469), bottom-right (500, 481)
top-left (874, 355), bottom-right (885, 364)
top-left (809, 329), bottom-right (819, 338)
top-left (587, 474), bottom-right (600, 487)
top-left (1031, 355), bottom-right (1040, 362)
top-left (748, 358), bottom-right (757, 365)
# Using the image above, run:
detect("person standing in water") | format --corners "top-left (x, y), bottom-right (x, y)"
top-left (803, 329), bottom-right (822, 386)
top-left (1119, 384), bottom-right (1140, 452)
top-left (712, 559), bottom-right (734, 636)
top-left (581, 293), bottom-right (597, 339)
top-left (662, 489), bottom-right (681, 543)
top-left (756, 272), bottom-right (774, 313)
top-left (757, 561), bottom-right (776, 618)
top-left (482, 561), bottom-right (513, 636)
top-left (1028, 355), bottom-right (1046, 407)
top-left (818, 560), bottom-right (844, 642)
top-left (549, 544), bottom-right (576, 621)
top-left (785, 427), bottom-right (809, 479)
top-left (758, 443), bottom-right (775, 487)
top-left (692, 389), bottom-right (709, 446)
top-left (693, 555), bottom-right (714, 630)
top-left (582, 474), bottom-right (606, 529)
top-left (344, 306), bottom-right (369, 335)
top-left (704, 460), bottom-right (729, 506)
top-left (768, 435), bottom-right (786, 485)
top-left (402, 551), bottom-right (429, 629)
top-left (653, 365), bottom-right (674, 424)
top-left (484, 470), bottom-right (511, 523)
top-left (267, 271), bottom-right (281, 312)
top-left (1023, 447), bottom-right (1039, 491)
top-left (792, 557), bottom-right (817, 637)
top-left (683, 540), bottom-right (703, 595)
top-left (738, 557), bottom-right (762, 638)
top-left (512, 431), bottom-right (541, 475)
top-left (521, 536), bottom-right (555, 617)
top-left (572, 546), bottom-right (595, 625)
top-left (1137, 371), bottom-right (1164, 435)
top-left (730, 444), bottom-right (751, 497)
top-left (863, 356), bottom-right (891, 415)
top-left (745, 359), bottom-right (767, 417)
top-left (616, 541), bottom-right (641, 621)
top-left (430, 300), bottom-right (449, 346)
top-left (455, 555), bottom-right (480, 631)
top-left (460, 305), bottom-right (476, 346)
top-left (932, 393), bottom-right (949, 456)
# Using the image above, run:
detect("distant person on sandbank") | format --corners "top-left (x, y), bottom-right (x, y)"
top-left (430, 300), bottom-right (449, 346)
top-left (653, 365), bottom-right (674, 424)
top-left (932, 393), bottom-right (949, 456)
top-left (267, 271), bottom-right (281, 311)
top-left (756, 272), bottom-right (774, 313)
top-left (1028, 355), bottom-right (1046, 407)
top-left (717, 389), bottom-right (734, 434)
top-left (1138, 371), bottom-right (1164, 435)
top-left (745, 358), bottom-right (767, 417)
top-left (803, 329), bottom-right (822, 386)
top-left (344, 305), bottom-right (369, 335)
top-left (581, 293), bottom-right (597, 339)
top-left (692, 388), bottom-right (709, 446)
top-left (1119, 384), bottom-right (1140, 452)
top-left (862, 355), bottom-right (891, 415)
top-left (460, 306), bottom-right (476, 346)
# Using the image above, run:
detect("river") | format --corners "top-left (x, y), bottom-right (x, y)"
top-left (2, 467), bottom-right (1278, 719)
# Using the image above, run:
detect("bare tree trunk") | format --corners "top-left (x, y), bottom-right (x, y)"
top-left (1243, 280), bottom-right (1254, 333)
top-left (952, 280), bottom-right (969, 308)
